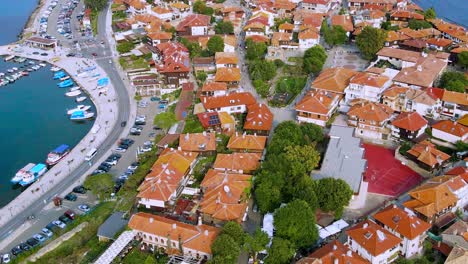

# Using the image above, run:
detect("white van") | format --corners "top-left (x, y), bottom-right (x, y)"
top-left (84, 148), bottom-right (97, 161)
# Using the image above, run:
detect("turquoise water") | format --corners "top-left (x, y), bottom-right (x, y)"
top-left (0, 0), bottom-right (38, 45)
top-left (414, 0), bottom-right (468, 28)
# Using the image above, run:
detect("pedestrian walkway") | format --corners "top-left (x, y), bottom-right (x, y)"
top-left (0, 44), bottom-right (118, 228)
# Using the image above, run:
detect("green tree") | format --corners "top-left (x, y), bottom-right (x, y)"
top-left (381, 21), bottom-right (399, 31)
top-left (455, 140), bottom-right (468, 152)
top-left (301, 123), bottom-right (324, 143)
top-left (153, 111), bottom-right (177, 131)
top-left (245, 39), bottom-right (267, 60)
top-left (193, 0), bottom-right (214, 16)
top-left (267, 121), bottom-right (305, 155)
top-left (83, 173), bottom-right (114, 199)
top-left (314, 178), bottom-right (353, 218)
top-left (293, 176), bottom-right (319, 210)
top-left (196, 71), bottom-right (208, 83)
top-left (180, 38), bottom-right (202, 58)
top-left (303, 45), bottom-right (327, 74)
top-left (324, 25), bottom-right (348, 46)
top-left (264, 238), bottom-right (295, 264)
top-left (424, 7), bottom-right (436, 19)
top-left (207, 36), bottom-right (225, 54)
top-left (215, 21), bottom-right (234, 34)
top-left (274, 200), bottom-right (318, 249)
top-left (252, 79), bottom-right (270, 98)
top-left (408, 19), bottom-right (433, 30)
top-left (255, 176), bottom-right (283, 213)
top-left (439, 71), bottom-right (468, 92)
top-left (84, 0), bottom-right (107, 11)
top-left (221, 222), bottom-right (246, 246)
top-left (356, 26), bottom-right (387, 60)
top-left (284, 145), bottom-right (321, 177)
top-left (211, 234), bottom-right (240, 264)
top-left (116, 41), bottom-right (135, 53)
top-left (248, 60), bottom-right (277, 81)
top-left (458, 51), bottom-right (468, 68)
top-left (243, 229), bottom-right (269, 263)
top-left (144, 255), bottom-right (156, 264)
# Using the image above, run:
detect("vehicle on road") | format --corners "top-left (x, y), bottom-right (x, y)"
top-left (72, 185), bottom-right (87, 194)
top-left (40, 53), bottom-right (48, 56)
top-left (153, 126), bottom-right (161, 130)
top-left (92, 53), bottom-right (97, 56)
top-left (26, 238), bottom-right (40, 248)
top-left (78, 204), bottom-right (90, 213)
top-left (2, 254), bottom-right (11, 263)
top-left (84, 147), bottom-right (97, 161)
top-left (114, 147), bottom-right (127, 152)
top-left (41, 228), bottom-right (53, 237)
top-left (120, 121), bottom-right (126, 127)
top-left (64, 193), bottom-right (77, 201)
top-left (52, 220), bottom-right (66, 229)
top-left (32, 233), bottom-right (46, 243)
top-left (150, 97), bottom-right (160, 101)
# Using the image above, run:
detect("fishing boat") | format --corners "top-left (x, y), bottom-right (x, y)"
top-left (67, 105), bottom-right (91, 114)
top-left (65, 90), bottom-right (82, 97)
top-left (0, 79), bottom-right (8, 86)
top-left (5, 76), bottom-right (14, 83)
top-left (11, 163), bottom-right (36, 184)
top-left (46, 144), bottom-right (70, 166)
top-left (7, 69), bottom-right (14, 73)
top-left (70, 110), bottom-right (95, 121)
top-left (58, 79), bottom-right (74, 88)
top-left (12, 73), bottom-right (22, 80)
top-left (75, 96), bottom-right (87, 102)
top-left (68, 86), bottom-right (81, 92)
top-left (27, 68), bottom-right (34, 72)
top-left (28, 60), bottom-right (35, 65)
top-left (0, 72), bottom-right (4, 77)
top-left (60, 76), bottom-right (70, 81)
top-left (19, 163), bottom-right (47, 186)
top-left (53, 71), bottom-right (66, 79)
top-left (39, 63), bottom-right (47, 67)
top-left (4, 55), bottom-right (15, 61)
top-left (32, 65), bottom-right (41, 70)
top-left (50, 66), bottom-right (62, 72)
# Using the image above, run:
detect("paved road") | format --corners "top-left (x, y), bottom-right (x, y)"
top-left (0, 1), bottom-right (132, 251)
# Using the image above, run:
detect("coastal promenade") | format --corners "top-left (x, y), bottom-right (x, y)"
top-left (0, 44), bottom-right (133, 237)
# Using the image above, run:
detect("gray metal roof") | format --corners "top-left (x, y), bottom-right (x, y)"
top-left (97, 212), bottom-right (128, 240)
top-left (314, 125), bottom-right (367, 193)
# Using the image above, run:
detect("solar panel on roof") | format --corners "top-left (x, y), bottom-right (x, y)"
top-left (208, 115), bottom-right (220, 126)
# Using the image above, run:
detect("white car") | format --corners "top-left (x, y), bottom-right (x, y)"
top-left (52, 220), bottom-right (66, 229)
top-left (41, 228), bottom-right (53, 237)
top-left (78, 204), bottom-right (90, 212)
top-left (2, 254), bottom-right (11, 263)
top-left (114, 147), bottom-right (127, 153)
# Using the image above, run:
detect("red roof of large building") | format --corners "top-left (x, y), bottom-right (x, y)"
top-left (391, 112), bottom-right (427, 132)
top-left (176, 14), bottom-right (211, 32)
top-left (244, 103), bottom-right (273, 132)
top-left (155, 42), bottom-right (190, 73)
top-left (203, 92), bottom-right (256, 110)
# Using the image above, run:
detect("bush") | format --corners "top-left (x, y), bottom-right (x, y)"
top-left (116, 41), bottom-right (135, 54)
top-left (252, 79), bottom-right (270, 98)
top-left (274, 59), bottom-right (286, 68)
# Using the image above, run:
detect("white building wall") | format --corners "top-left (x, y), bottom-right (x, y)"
top-left (432, 129), bottom-right (463, 143)
top-left (224, 44), bottom-right (235, 53)
top-left (297, 115), bottom-right (327, 127)
top-left (299, 38), bottom-right (319, 49)
top-left (191, 26), bottom-right (208, 36)
top-left (139, 198), bottom-right (165, 208)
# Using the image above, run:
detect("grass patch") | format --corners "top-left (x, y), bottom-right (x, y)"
top-left (90, 10), bottom-right (99, 36)
top-left (183, 114), bottom-right (204, 133)
top-left (161, 89), bottom-right (182, 102)
top-left (119, 56), bottom-right (150, 71)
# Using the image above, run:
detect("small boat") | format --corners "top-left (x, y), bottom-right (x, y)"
top-left (67, 105), bottom-right (91, 114)
top-left (60, 76), bottom-right (70, 81)
top-left (53, 71), bottom-right (66, 79)
top-left (12, 73), bottom-right (22, 80)
top-left (65, 90), bottom-right (82, 97)
top-left (0, 73), bottom-right (4, 77)
top-left (5, 76), bottom-right (14, 83)
top-left (28, 60), bottom-right (35, 65)
top-left (39, 63), bottom-right (47, 67)
top-left (0, 79), bottom-right (8, 86)
top-left (19, 163), bottom-right (47, 186)
top-left (11, 163), bottom-right (36, 184)
top-left (27, 68), bottom-right (34, 72)
top-left (50, 66), bottom-right (62, 72)
top-left (7, 69), bottom-right (14, 73)
top-left (15, 57), bottom-right (26, 63)
top-left (32, 65), bottom-right (41, 70)
top-left (4, 55), bottom-right (15, 61)
top-left (75, 96), bottom-right (87, 102)
top-left (46, 144), bottom-right (70, 166)
top-left (58, 79), bottom-right (74, 88)
top-left (68, 86), bottom-right (81, 92)
top-left (21, 71), bottom-right (29, 76)
top-left (70, 110), bottom-right (95, 121)
top-left (12, 67), bottom-right (18, 71)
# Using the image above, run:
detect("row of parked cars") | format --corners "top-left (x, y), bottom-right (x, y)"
top-left (130, 115), bottom-right (147, 136)
top-left (56, 0), bottom-right (80, 39)
top-left (92, 152), bottom-right (124, 175)
top-left (38, 0), bottom-right (58, 36)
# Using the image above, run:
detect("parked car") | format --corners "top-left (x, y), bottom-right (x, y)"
top-left (26, 238), bottom-right (40, 248)
top-left (32, 233), bottom-right (46, 243)
top-left (72, 185), bottom-right (86, 194)
top-left (64, 210), bottom-right (76, 220)
top-left (91, 169), bottom-right (105, 175)
top-left (41, 228), bottom-right (53, 237)
top-left (10, 245), bottom-right (22, 256)
top-left (120, 139), bottom-right (134, 146)
top-left (64, 193), bottom-right (77, 201)
top-left (59, 215), bottom-right (71, 224)
top-left (19, 243), bottom-right (31, 252)
top-left (150, 97), bottom-right (160, 101)
top-left (153, 126), bottom-right (161, 130)
top-left (114, 147), bottom-right (127, 153)
top-left (128, 162), bottom-right (139, 171)
top-left (78, 204), bottom-right (90, 213)
top-left (2, 254), bottom-right (11, 263)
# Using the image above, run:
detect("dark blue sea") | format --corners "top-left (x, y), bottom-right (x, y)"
top-left (0, 0), bottom-right (94, 206)
top-left (414, 0), bottom-right (468, 28)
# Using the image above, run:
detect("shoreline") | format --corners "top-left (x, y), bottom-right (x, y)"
top-left (19, 0), bottom-right (45, 41)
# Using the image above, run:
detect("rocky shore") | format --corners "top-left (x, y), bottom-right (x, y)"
top-left (20, 0), bottom-right (46, 40)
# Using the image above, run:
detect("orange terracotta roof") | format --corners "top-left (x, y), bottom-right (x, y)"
top-left (391, 112), bottom-right (427, 132)
top-left (346, 220), bottom-right (401, 256)
top-left (215, 52), bottom-right (238, 65)
top-left (125, 0), bottom-right (146, 9)
top-left (299, 28), bottom-right (319, 40)
top-left (312, 67), bottom-right (357, 93)
top-left (246, 35), bottom-right (270, 43)
top-left (393, 55), bottom-right (448, 88)
top-left (431, 174), bottom-right (467, 192)
top-left (221, 35), bottom-right (237, 47)
top-left (201, 82), bottom-right (227, 92)
top-left (451, 46), bottom-right (468, 54)
top-left (382, 86), bottom-right (409, 98)
top-left (152, 6), bottom-right (172, 14)
top-left (200, 170), bottom-right (252, 222)
top-left (279, 22), bottom-right (294, 31)
top-left (407, 140), bottom-right (450, 167)
top-left (179, 133), bottom-right (216, 152)
top-left (297, 240), bottom-right (369, 264)
top-left (176, 14), bottom-right (211, 32)
top-left (348, 102), bottom-right (393, 123)
top-left (373, 205), bottom-right (431, 240)
top-left (218, 111), bottom-right (236, 125)
top-left (170, 2), bottom-right (190, 10)
top-left (442, 90), bottom-right (468, 106)
top-left (213, 153), bottom-right (261, 172)
top-left (301, 13), bottom-right (324, 28)
top-left (271, 32), bottom-right (292, 46)
top-left (244, 103), bottom-right (273, 131)
top-left (446, 166), bottom-right (468, 182)
top-left (221, 6), bottom-right (244, 14)
top-left (147, 31), bottom-right (172, 40)
top-left (296, 90), bottom-right (341, 115)
top-left (273, 0), bottom-right (297, 11)
top-left (215, 67), bottom-right (241, 82)
top-left (227, 134), bottom-right (267, 151)
top-left (427, 38), bottom-right (453, 47)
top-left (403, 180), bottom-right (458, 218)
top-left (128, 212), bottom-right (220, 254)
top-left (386, 31), bottom-right (410, 42)
top-left (432, 120), bottom-right (468, 137)
top-left (331, 15), bottom-right (354, 32)
top-left (350, 72), bottom-right (389, 88)
top-left (203, 92), bottom-right (256, 110)
top-left (390, 10), bottom-right (424, 20)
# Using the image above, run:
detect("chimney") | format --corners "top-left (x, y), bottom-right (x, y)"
top-left (150, 217), bottom-right (154, 223)
top-left (204, 230), bottom-right (209, 236)
top-left (319, 96), bottom-right (323, 102)
top-left (198, 216), bottom-right (202, 226)
top-left (204, 97), bottom-right (206, 103)
top-left (334, 259), bottom-right (339, 264)
top-left (363, 223), bottom-right (369, 229)
top-left (177, 146), bottom-right (181, 151)
top-left (417, 65), bottom-right (422, 71)
top-left (347, 251), bottom-right (352, 257)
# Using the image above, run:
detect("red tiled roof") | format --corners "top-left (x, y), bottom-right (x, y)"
top-left (297, 240), bottom-right (369, 264)
top-left (176, 14), bottom-right (210, 32)
top-left (203, 92), bottom-right (256, 110)
top-left (244, 103), bottom-right (273, 132)
top-left (391, 112), bottom-right (427, 132)
top-left (432, 120), bottom-right (468, 137)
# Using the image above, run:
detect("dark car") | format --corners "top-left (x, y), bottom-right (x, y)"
top-left (134, 121), bottom-right (146, 125)
top-left (153, 126), bottom-right (161, 130)
top-left (66, 53), bottom-right (75, 57)
top-left (98, 165), bottom-right (110, 172)
top-left (72, 185), bottom-right (86, 194)
top-left (130, 130), bottom-right (141, 136)
top-left (64, 210), bottom-right (76, 220)
top-left (64, 193), bottom-right (77, 201)
top-left (19, 243), bottom-right (31, 251)
top-left (91, 169), bottom-right (105, 175)
top-left (109, 153), bottom-right (122, 160)
top-left (32, 51), bottom-right (40, 55)
top-left (120, 139), bottom-right (134, 145)
top-left (40, 53), bottom-right (48, 56)
top-left (26, 238), bottom-right (40, 248)
top-left (121, 121), bottom-right (126, 127)
top-left (100, 162), bottom-right (112, 169)
top-left (11, 245), bottom-right (22, 256)
top-left (92, 52), bottom-right (97, 56)
top-left (59, 215), bottom-right (71, 224)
